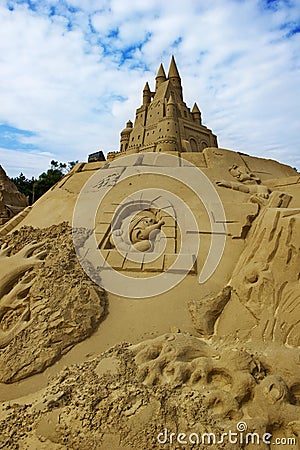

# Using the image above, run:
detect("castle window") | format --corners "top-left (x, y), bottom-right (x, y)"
top-left (201, 141), bottom-right (208, 150)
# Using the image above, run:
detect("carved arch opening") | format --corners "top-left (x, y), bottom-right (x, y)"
top-left (190, 138), bottom-right (198, 152)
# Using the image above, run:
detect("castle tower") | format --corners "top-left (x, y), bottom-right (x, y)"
top-left (119, 120), bottom-right (133, 152)
top-left (166, 92), bottom-right (177, 118)
top-left (192, 103), bottom-right (202, 125)
top-left (155, 63), bottom-right (167, 91)
top-left (114, 56), bottom-right (218, 158)
top-left (143, 82), bottom-right (151, 106)
top-left (156, 93), bottom-right (179, 152)
top-left (167, 55), bottom-right (183, 100)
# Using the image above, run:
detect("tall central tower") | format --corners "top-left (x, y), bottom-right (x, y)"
top-left (117, 56), bottom-right (218, 157)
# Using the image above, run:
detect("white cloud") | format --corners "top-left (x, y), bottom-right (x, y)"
top-left (0, 0), bottom-right (299, 177)
top-left (0, 148), bottom-right (55, 178)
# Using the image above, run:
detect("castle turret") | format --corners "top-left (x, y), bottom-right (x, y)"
top-left (143, 82), bottom-right (151, 106)
top-left (120, 120), bottom-right (133, 152)
top-left (167, 56), bottom-right (183, 100)
top-left (166, 93), bottom-right (177, 118)
top-left (155, 63), bottom-right (166, 91)
top-left (192, 103), bottom-right (202, 125)
top-left (156, 93), bottom-right (179, 152)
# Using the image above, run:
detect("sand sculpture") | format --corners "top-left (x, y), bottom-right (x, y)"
top-left (110, 210), bottom-right (165, 252)
top-left (0, 165), bottom-right (28, 225)
top-left (0, 57), bottom-right (299, 449)
top-left (216, 164), bottom-right (271, 199)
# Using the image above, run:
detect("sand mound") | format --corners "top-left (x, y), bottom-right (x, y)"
top-left (0, 223), bottom-right (107, 383)
top-left (0, 165), bottom-right (28, 225)
top-left (0, 333), bottom-right (299, 449)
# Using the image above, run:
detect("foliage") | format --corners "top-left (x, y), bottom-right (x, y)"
top-left (11, 173), bottom-right (35, 204)
top-left (11, 160), bottom-right (78, 204)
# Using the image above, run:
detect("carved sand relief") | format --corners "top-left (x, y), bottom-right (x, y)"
top-left (0, 223), bottom-right (107, 383)
top-left (216, 164), bottom-right (271, 199)
top-left (0, 241), bottom-right (46, 349)
top-left (131, 334), bottom-right (300, 430)
top-left (189, 204), bottom-right (300, 346)
top-left (109, 209), bottom-right (166, 253)
top-left (184, 171), bottom-right (300, 442)
top-left (220, 209), bottom-right (300, 346)
top-left (97, 193), bottom-right (186, 273)
top-left (2, 334), bottom-right (299, 449)
top-left (131, 334), bottom-right (258, 414)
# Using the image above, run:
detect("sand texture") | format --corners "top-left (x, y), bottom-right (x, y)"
top-left (0, 223), bottom-right (106, 383)
top-left (0, 148), bottom-right (299, 449)
top-left (0, 165), bottom-right (28, 226)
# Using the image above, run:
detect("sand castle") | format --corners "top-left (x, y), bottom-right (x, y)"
top-left (109, 55), bottom-right (217, 159)
top-left (0, 57), bottom-right (299, 449)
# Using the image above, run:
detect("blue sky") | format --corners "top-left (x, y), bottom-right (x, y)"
top-left (0, 0), bottom-right (299, 177)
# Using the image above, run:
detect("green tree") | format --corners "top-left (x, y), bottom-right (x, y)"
top-left (67, 161), bottom-right (78, 171)
top-left (11, 160), bottom-right (78, 204)
top-left (11, 173), bottom-right (35, 204)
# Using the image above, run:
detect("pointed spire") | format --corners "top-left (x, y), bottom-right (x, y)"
top-left (143, 82), bottom-right (150, 92)
top-left (192, 102), bottom-right (200, 113)
top-left (143, 81), bottom-right (151, 105)
top-left (168, 55), bottom-right (181, 79)
top-left (167, 55), bottom-right (183, 100)
top-left (155, 63), bottom-right (166, 91)
top-left (192, 102), bottom-right (202, 125)
top-left (156, 63), bottom-right (166, 80)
